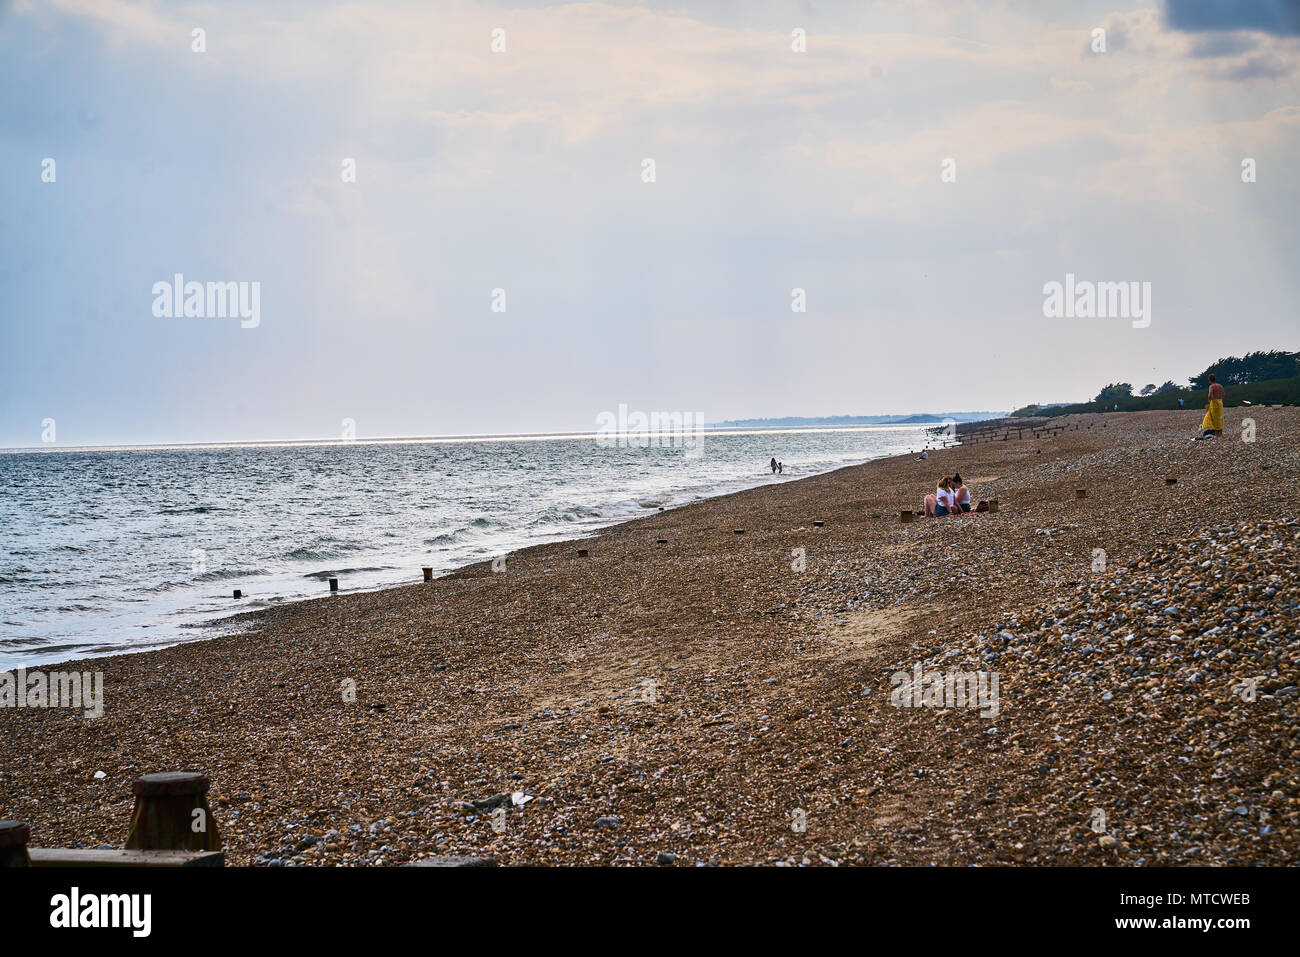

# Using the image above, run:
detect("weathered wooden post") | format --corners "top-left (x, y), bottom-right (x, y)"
top-left (233, 589), bottom-right (242, 599)
top-left (422, 567), bottom-right (433, 582)
top-left (0, 821), bottom-right (30, 867)
top-left (329, 577), bottom-right (339, 592)
top-left (125, 772), bottom-right (221, 852)
top-left (988, 500), bottom-right (999, 513)
top-left (1075, 488), bottom-right (1087, 499)
top-left (733, 529), bottom-right (745, 535)
top-left (656, 539), bottom-right (667, 545)
top-left (813, 520), bottom-right (824, 528)
top-left (577, 548), bottom-right (589, 557)
top-left (1165, 477), bottom-right (1178, 486)
top-left (900, 510), bottom-right (914, 524)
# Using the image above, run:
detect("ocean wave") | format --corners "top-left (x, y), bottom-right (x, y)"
top-left (282, 545), bottom-right (355, 561)
top-left (138, 567), bottom-right (271, 592)
top-left (531, 503), bottom-right (604, 525)
top-left (302, 565), bottom-right (396, 580)
top-left (0, 635), bottom-right (51, 649)
top-left (193, 567), bottom-right (270, 583)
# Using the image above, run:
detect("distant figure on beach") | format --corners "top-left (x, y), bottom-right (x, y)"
top-left (951, 473), bottom-right (971, 513)
top-left (770, 457), bottom-right (777, 473)
top-left (1196, 374), bottom-right (1225, 440)
top-left (1178, 398), bottom-right (1185, 409)
top-left (778, 461), bottom-right (784, 474)
top-left (917, 449), bottom-right (929, 461)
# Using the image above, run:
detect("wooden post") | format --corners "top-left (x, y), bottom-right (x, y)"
top-left (577, 548), bottom-right (589, 557)
top-left (1165, 477), bottom-right (1178, 486)
top-left (329, 577), bottom-right (339, 592)
top-left (900, 510), bottom-right (914, 524)
top-left (813, 520), bottom-right (824, 527)
top-left (656, 539), bottom-right (667, 545)
top-left (1075, 488), bottom-right (1087, 499)
top-left (0, 821), bottom-right (30, 867)
top-left (233, 589), bottom-right (242, 599)
top-left (988, 500), bottom-right (999, 513)
top-left (422, 567), bottom-right (433, 582)
top-left (125, 772), bottom-right (221, 852)
top-left (734, 529), bottom-right (745, 535)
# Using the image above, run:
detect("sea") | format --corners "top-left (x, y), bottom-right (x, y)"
top-left (0, 425), bottom-right (933, 668)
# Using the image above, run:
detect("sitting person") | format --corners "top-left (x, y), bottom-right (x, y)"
top-left (923, 491), bottom-right (937, 517)
top-left (951, 473), bottom-right (972, 513)
top-left (933, 477), bottom-right (954, 516)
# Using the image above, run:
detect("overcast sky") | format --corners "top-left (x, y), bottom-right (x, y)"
top-left (2, 0), bottom-right (1297, 446)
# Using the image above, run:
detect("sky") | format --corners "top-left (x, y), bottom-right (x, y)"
top-left (1, 0), bottom-right (1298, 447)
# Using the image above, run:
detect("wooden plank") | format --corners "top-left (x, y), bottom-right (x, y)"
top-left (30, 848), bottom-right (224, 867)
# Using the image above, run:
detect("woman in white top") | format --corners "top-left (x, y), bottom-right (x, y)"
top-left (934, 478), bottom-right (953, 516)
top-left (951, 473), bottom-right (971, 513)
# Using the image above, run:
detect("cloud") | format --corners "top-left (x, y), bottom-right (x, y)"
top-left (1188, 32), bottom-right (1259, 57)
top-left (1165, 0), bottom-right (1300, 36)
top-left (1222, 50), bottom-right (1293, 78)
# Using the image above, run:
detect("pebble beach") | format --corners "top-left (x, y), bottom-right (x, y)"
top-left (3, 408), bottom-right (1297, 866)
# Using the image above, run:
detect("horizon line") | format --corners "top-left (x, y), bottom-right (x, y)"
top-left (0, 420), bottom-right (975, 455)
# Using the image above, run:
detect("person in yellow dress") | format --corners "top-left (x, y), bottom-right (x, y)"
top-left (1198, 374), bottom-right (1225, 439)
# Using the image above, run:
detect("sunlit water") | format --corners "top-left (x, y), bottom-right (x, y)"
top-left (0, 426), bottom-right (932, 668)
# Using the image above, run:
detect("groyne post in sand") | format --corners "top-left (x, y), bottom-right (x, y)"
top-left (577, 548), bottom-right (589, 557)
top-left (422, 567), bottom-right (433, 582)
top-left (900, 510), bottom-right (914, 523)
top-left (0, 821), bottom-right (30, 866)
top-left (988, 500), bottom-right (999, 513)
top-left (1076, 488), bottom-right (1088, 499)
top-left (125, 772), bottom-right (222, 852)
top-left (1166, 477), bottom-right (1178, 486)
top-left (233, 589), bottom-right (242, 599)
top-left (329, 577), bottom-right (339, 592)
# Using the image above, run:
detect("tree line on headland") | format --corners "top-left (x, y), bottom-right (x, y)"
top-left (1012, 350), bottom-right (1300, 418)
